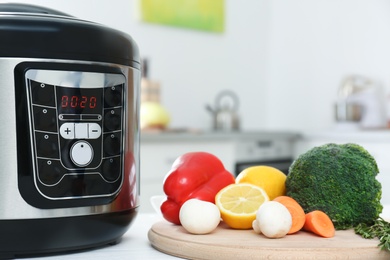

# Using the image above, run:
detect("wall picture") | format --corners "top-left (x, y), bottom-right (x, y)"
top-left (139, 0), bottom-right (224, 33)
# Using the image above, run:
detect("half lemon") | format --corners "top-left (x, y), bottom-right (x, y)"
top-left (215, 183), bottom-right (269, 229)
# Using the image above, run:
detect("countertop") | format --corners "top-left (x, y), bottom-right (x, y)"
top-left (141, 129), bottom-right (300, 143)
top-left (24, 213), bottom-right (179, 260)
top-left (25, 206), bottom-right (390, 260)
top-left (298, 128), bottom-right (390, 143)
top-left (140, 128), bottom-right (390, 143)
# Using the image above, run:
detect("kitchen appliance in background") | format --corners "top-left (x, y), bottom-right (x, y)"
top-left (206, 90), bottom-right (240, 131)
top-left (335, 75), bottom-right (387, 129)
top-left (0, 3), bottom-right (140, 258)
top-left (140, 58), bottom-right (160, 103)
top-left (234, 140), bottom-right (293, 176)
top-left (140, 58), bottom-right (170, 130)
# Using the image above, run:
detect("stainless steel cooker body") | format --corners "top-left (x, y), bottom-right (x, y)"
top-left (0, 3), bottom-right (140, 257)
top-left (0, 58), bottom-right (140, 218)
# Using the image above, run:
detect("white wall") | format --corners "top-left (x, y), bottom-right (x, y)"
top-left (265, 0), bottom-right (390, 131)
top-left (4, 0), bottom-right (390, 132)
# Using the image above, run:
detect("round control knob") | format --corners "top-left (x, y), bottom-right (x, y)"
top-left (70, 141), bottom-right (94, 167)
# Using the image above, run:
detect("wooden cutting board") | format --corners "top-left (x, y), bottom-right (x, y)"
top-left (148, 220), bottom-right (390, 259)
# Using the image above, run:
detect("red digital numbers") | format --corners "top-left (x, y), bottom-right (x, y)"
top-left (70, 96), bottom-right (78, 108)
top-left (90, 96), bottom-right (97, 109)
top-left (61, 95), bottom-right (97, 109)
top-left (80, 96), bottom-right (87, 108)
top-left (61, 95), bottom-right (68, 107)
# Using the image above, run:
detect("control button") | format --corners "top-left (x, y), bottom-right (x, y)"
top-left (102, 157), bottom-right (121, 182)
top-left (104, 108), bottom-right (122, 132)
top-left (37, 159), bottom-right (65, 186)
top-left (60, 123), bottom-right (102, 139)
top-left (103, 133), bottom-right (121, 156)
top-left (75, 123), bottom-right (88, 139)
top-left (70, 141), bottom-right (93, 167)
top-left (59, 114), bottom-right (81, 121)
top-left (33, 106), bottom-right (57, 132)
top-left (81, 114), bottom-right (102, 121)
top-left (88, 123), bottom-right (101, 139)
top-left (51, 173), bottom-right (120, 197)
top-left (35, 132), bottom-right (60, 158)
top-left (60, 123), bottom-right (75, 139)
top-left (31, 80), bottom-right (55, 107)
top-left (104, 85), bottom-right (122, 108)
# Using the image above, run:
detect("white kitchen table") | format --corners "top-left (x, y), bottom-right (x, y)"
top-left (23, 213), bottom-right (180, 260)
top-left (23, 205), bottom-right (390, 260)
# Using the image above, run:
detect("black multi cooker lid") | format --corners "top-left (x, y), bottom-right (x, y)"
top-left (0, 3), bottom-right (140, 68)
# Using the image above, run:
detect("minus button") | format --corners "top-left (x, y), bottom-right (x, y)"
top-left (88, 123), bottom-right (102, 139)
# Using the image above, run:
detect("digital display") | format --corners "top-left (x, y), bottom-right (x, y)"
top-left (61, 95), bottom-right (97, 109)
top-left (57, 86), bottom-right (103, 114)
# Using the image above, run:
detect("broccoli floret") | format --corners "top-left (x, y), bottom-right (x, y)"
top-left (286, 143), bottom-right (383, 230)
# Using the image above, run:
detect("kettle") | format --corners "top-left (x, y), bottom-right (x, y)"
top-left (206, 90), bottom-right (240, 131)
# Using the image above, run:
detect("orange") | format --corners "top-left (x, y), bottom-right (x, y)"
top-left (215, 183), bottom-right (269, 229)
top-left (235, 166), bottom-right (286, 200)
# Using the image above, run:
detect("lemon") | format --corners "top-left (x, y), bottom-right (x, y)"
top-left (215, 183), bottom-right (269, 229)
top-left (235, 166), bottom-right (286, 200)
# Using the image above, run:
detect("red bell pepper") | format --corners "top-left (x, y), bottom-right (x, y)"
top-left (160, 152), bottom-right (235, 225)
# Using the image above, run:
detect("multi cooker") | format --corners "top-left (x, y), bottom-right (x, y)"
top-left (0, 3), bottom-right (140, 257)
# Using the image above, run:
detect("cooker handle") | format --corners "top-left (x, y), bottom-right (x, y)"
top-left (0, 3), bottom-right (71, 17)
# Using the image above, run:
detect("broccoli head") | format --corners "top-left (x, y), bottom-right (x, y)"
top-left (286, 143), bottom-right (382, 230)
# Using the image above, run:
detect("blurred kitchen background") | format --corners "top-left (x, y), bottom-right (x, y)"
top-left (9, 0), bottom-right (390, 211)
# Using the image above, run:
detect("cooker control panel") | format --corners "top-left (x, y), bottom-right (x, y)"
top-left (24, 69), bottom-right (126, 201)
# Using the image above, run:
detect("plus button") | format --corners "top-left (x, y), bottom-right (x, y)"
top-left (60, 123), bottom-right (75, 139)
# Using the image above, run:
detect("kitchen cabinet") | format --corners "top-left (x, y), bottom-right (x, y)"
top-left (293, 130), bottom-right (390, 205)
top-left (139, 131), bottom-right (298, 213)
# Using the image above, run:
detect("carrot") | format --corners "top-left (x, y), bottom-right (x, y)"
top-left (303, 210), bottom-right (335, 238)
top-left (273, 196), bottom-right (306, 234)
